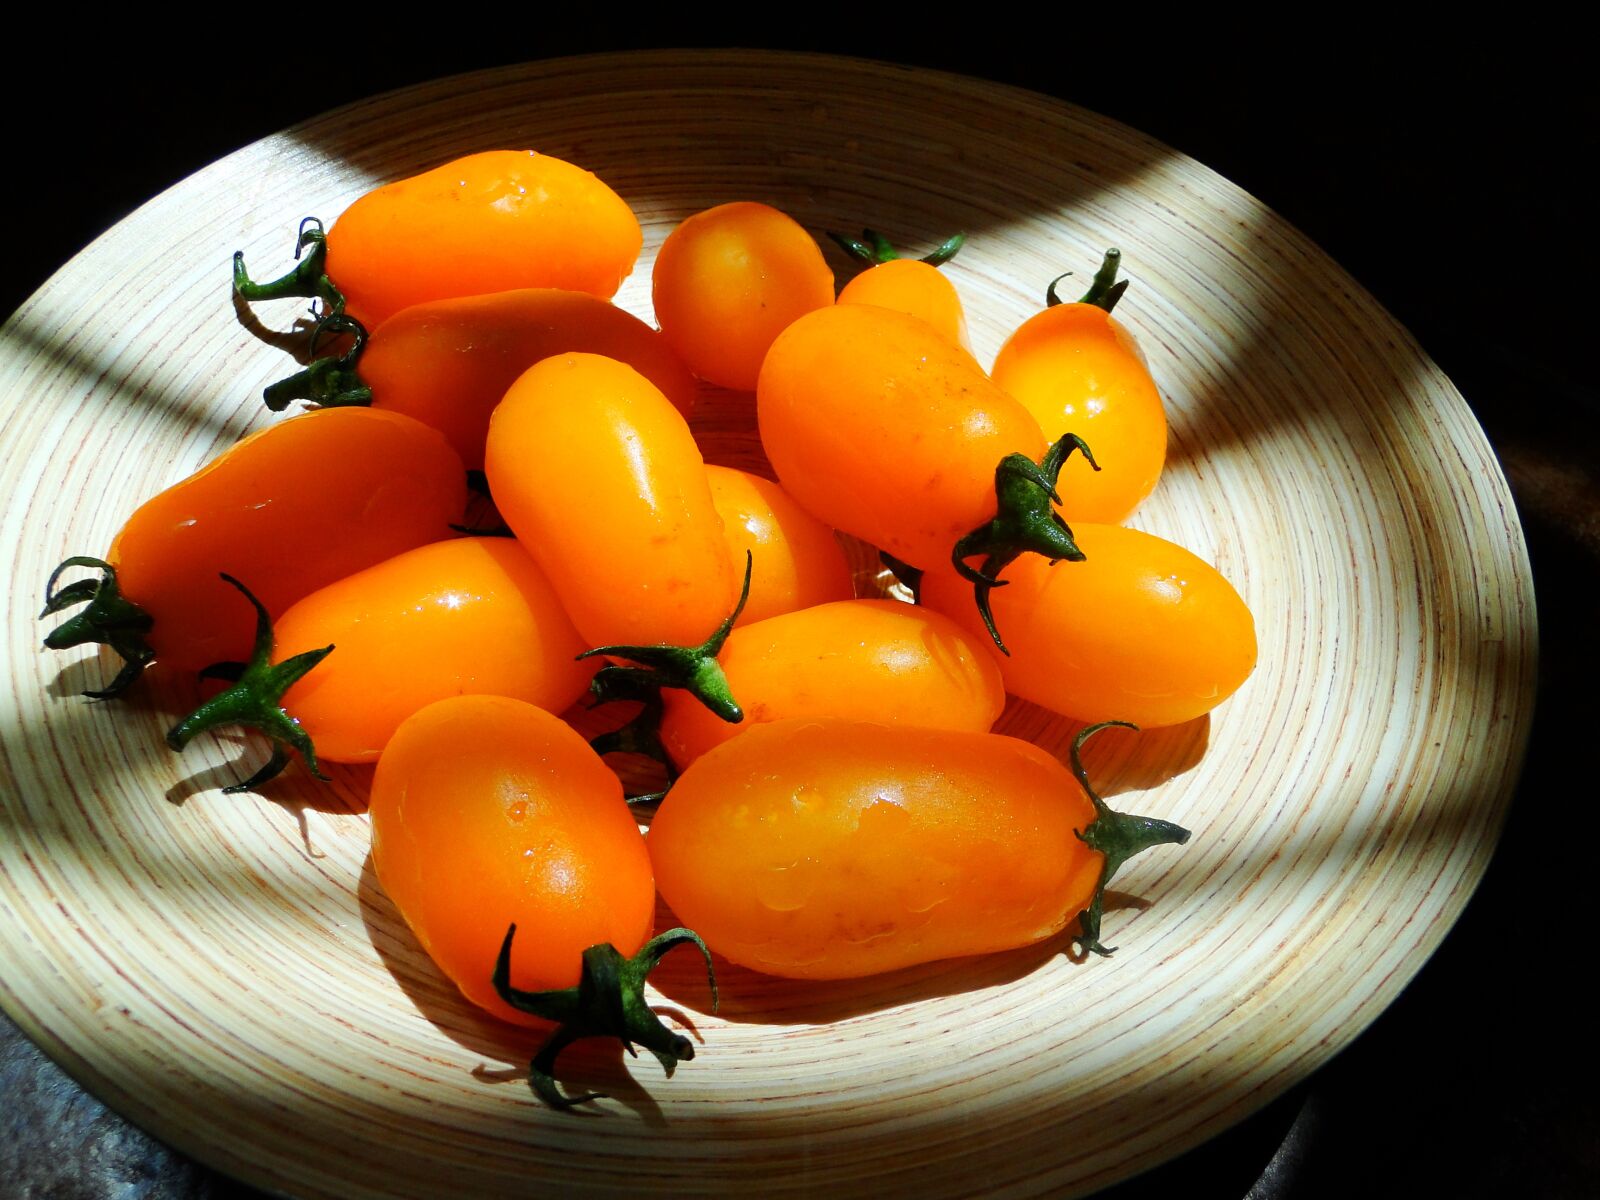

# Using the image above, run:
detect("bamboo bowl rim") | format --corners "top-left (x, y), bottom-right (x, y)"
top-left (0, 51), bottom-right (1536, 1199)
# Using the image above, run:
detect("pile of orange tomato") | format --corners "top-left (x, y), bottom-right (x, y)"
top-left (43, 149), bottom-right (1256, 1107)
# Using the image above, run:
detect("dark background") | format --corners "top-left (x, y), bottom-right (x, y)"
top-left (3, 29), bottom-right (1595, 1199)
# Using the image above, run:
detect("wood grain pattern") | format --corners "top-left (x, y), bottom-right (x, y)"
top-left (0, 52), bottom-right (1535, 1199)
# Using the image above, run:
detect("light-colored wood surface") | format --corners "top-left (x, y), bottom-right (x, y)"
top-left (0, 52), bottom-right (1536, 1199)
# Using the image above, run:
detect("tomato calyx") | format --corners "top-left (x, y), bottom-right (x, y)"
top-left (951, 434), bottom-right (1100, 653)
top-left (261, 314), bottom-right (374, 412)
top-left (235, 218), bottom-right (372, 412)
top-left (233, 216), bottom-right (346, 319)
top-left (1068, 722), bottom-right (1192, 957)
top-left (492, 922), bottom-right (718, 1110)
top-left (578, 552), bottom-right (752, 725)
top-left (163, 574), bottom-right (333, 794)
top-left (1045, 248), bottom-right (1128, 314)
top-left (39, 556), bottom-right (156, 698)
top-left (827, 227), bottom-right (967, 268)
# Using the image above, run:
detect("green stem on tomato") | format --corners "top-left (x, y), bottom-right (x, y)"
top-left (261, 313), bottom-right (374, 411)
top-left (578, 552), bottom-right (751, 724)
top-left (1045, 248), bottom-right (1128, 313)
top-left (827, 227), bottom-right (967, 268)
top-left (163, 574), bottom-right (332, 794)
top-left (38, 556), bottom-right (156, 698)
top-left (492, 922), bottom-right (718, 1110)
top-left (233, 217), bottom-right (346, 318)
top-left (1069, 721), bottom-right (1192, 957)
top-left (950, 434), bottom-right (1100, 653)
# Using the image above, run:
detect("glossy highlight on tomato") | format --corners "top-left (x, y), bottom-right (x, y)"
top-left (992, 296), bottom-right (1167, 525)
top-left (757, 303), bottom-right (1047, 570)
top-left (361, 289), bottom-right (697, 470)
top-left (705, 465), bottom-right (853, 627)
top-left (266, 538), bottom-right (594, 762)
top-left (326, 150), bottom-right (642, 328)
top-left (650, 719), bottom-right (1187, 979)
top-left (485, 353), bottom-right (735, 649)
top-left (923, 523), bottom-right (1257, 727)
top-left (838, 258), bottom-right (970, 352)
top-left (658, 599), bottom-right (1005, 769)
top-left (653, 201), bottom-right (835, 391)
top-left (370, 696), bottom-right (655, 1023)
top-left (41, 407), bottom-right (466, 692)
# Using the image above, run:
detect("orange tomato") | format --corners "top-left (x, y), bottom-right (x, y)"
top-left (369, 695), bottom-right (655, 1023)
top-left (484, 353), bottom-right (735, 648)
top-left (757, 303), bottom-right (1048, 570)
top-left (922, 524), bottom-right (1257, 727)
top-left (657, 599), bottom-right (1005, 769)
top-left (325, 150), bottom-right (642, 328)
top-left (359, 289), bottom-right (698, 470)
top-left (650, 719), bottom-right (1188, 978)
top-left (260, 538), bottom-right (593, 762)
top-left (652, 202), bottom-right (835, 391)
top-left (838, 258), bottom-right (970, 352)
top-left (990, 257), bottom-right (1167, 524)
top-left (41, 408), bottom-right (466, 692)
top-left (704, 465), bottom-right (853, 627)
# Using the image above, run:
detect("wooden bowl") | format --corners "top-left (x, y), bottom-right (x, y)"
top-left (0, 52), bottom-right (1535, 1198)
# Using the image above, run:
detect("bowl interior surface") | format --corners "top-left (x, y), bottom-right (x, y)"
top-left (0, 51), bottom-right (1535, 1200)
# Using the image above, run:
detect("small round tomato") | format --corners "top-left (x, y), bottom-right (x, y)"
top-left (653, 201), bottom-right (835, 391)
top-left (658, 599), bottom-right (1004, 768)
top-left (649, 719), bottom-right (1187, 979)
top-left (484, 353), bottom-right (735, 649)
top-left (369, 695), bottom-right (655, 1024)
top-left (325, 150), bottom-right (642, 328)
top-left (263, 538), bottom-right (594, 762)
top-left (41, 408), bottom-right (466, 693)
top-left (838, 258), bottom-right (970, 352)
top-left (704, 465), bottom-right (853, 627)
top-left (360, 289), bottom-right (698, 470)
top-left (990, 257), bottom-right (1167, 525)
top-left (922, 523), bottom-right (1257, 727)
top-left (757, 303), bottom-right (1048, 570)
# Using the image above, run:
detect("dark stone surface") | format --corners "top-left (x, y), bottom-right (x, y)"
top-left (0, 1008), bottom-right (263, 1199)
top-left (3, 26), bottom-right (1593, 1200)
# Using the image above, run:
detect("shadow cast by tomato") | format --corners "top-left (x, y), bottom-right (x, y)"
top-left (997, 700), bottom-right (1210, 800)
top-left (229, 285), bottom-right (326, 361)
top-left (355, 849), bottom-right (694, 1124)
top-left (644, 890), bottom-right (1150, 1026)
top-left (162, 729), bottom-right (370, 817)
